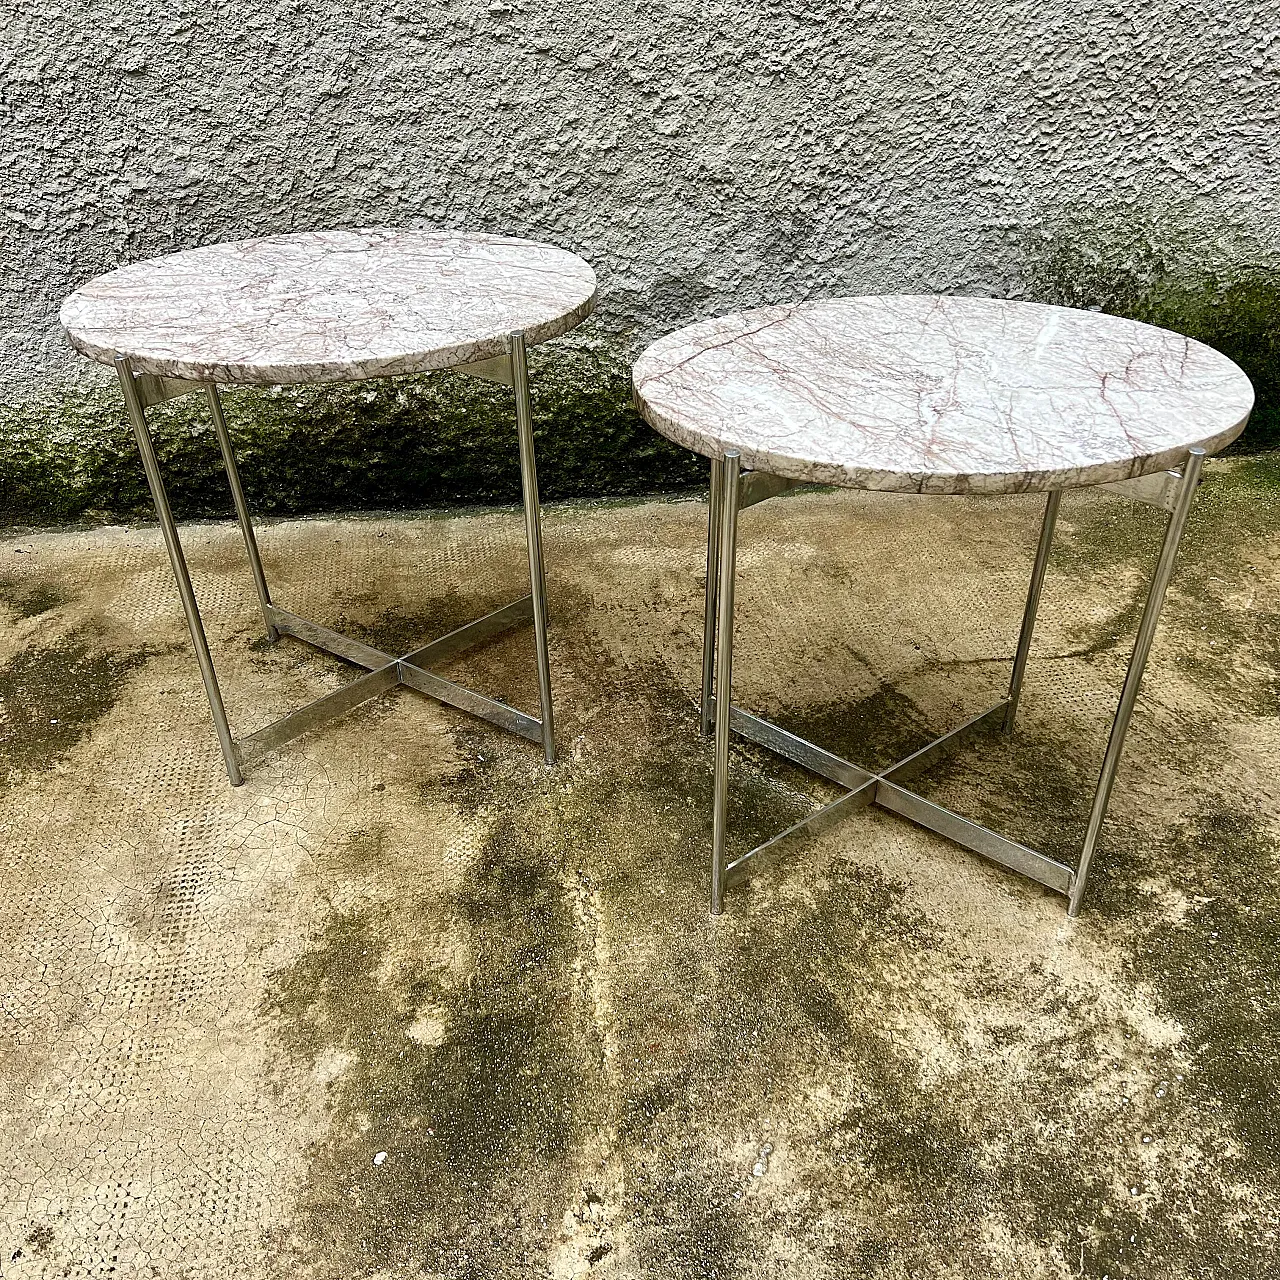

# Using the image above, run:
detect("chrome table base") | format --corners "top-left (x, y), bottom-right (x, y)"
top-left (115, 333), bottom-right (556, 787)
top-left (701, 448), bottom-right (1205, 918)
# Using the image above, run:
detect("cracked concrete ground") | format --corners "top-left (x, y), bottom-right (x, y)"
top-left (1, 461), bottom-right (1278, 1279)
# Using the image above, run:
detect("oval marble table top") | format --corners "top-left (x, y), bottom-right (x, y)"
top-left (60, 229), bottom-right (597, 385)
top-left (632, 296), bottom-right (1254, 495)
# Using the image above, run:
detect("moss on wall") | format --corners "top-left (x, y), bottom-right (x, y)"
top-left (1024, 225), bottom-right (1279, 451)
top-left (0, 346), bottom-right (705, 526)
top-left (5, 223), bottom-right (1275, 529)
top-left (1141, 273), bottom-right (1280, 451)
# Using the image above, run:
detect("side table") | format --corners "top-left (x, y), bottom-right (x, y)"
top-left (61, 228), bottom-right (596, 785)
top-left (633, 295), bottom-right (1253, 916)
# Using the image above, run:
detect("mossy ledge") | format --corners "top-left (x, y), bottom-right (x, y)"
top-left (0, 342), bottom-right (704, 526)
top-left (7, 256), bottom-right (1276, 528)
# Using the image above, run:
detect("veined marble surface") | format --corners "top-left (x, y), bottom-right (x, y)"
top-left (632, 296), bottom-right (1254, 494)
top-left (60, 229), bottom-right (597, 385)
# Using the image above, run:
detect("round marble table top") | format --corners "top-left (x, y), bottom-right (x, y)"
top-left (632, 295), bottom-right (1254, 495)
top-left (60, 228), bottom-right (597, 385)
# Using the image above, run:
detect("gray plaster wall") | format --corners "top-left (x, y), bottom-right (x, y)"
top-left (3, 0), bottom-right (1279, 522)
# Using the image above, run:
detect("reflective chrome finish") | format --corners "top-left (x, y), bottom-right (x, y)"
top-left (700, 450), bottom-right (1206, 918)
top-left (207, 384), bottom-right (278, 642)
top-left (1004, 490), bottom-right (1061, 733)
top-left (131, 372), bottom-right (205, 408)
top-left (247, 599), bottom-right (542, 763)
top-left (267, 606), bottom-right (391, 669)
top-left (116, 356), bottom-right (244, 786)
top-left (702, 467), bottom-right (807, 741)
top-left (508, 330), bottom-right (556, 765)
top-left (875, 780), bottom-right (1074, 894)
top-left (1097, 468), bottom-right (1189, 513)
top-left (114, 335), bottom-right (560, 784)
top-left (711, 451), bottom-right (742, 915)
top-left (700, 458), bottom-right (724, 739)
top-left (716, 701), bottom-right (875, 790)
top-left (397, 661), bottom-right (543, 741)
top-left (240, 664), bottom-right (401, 758)
top-left (400, 595), bottom-right (534, 667)
top-left (1068, 448), bottom-right (1206, 915)
top-left (725, 779), bottom-right (877, 889)
top-left (883, 700), bottom-right (1009, 786)
top-left (707, 698), bottom-right (1074, 900)
top-left (454, 352), bottom-right (516, 385)
top-left (738, 469), bottom-right (806, 509)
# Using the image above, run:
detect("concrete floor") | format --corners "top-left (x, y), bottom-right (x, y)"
top-left (1, 464), bottom-right (1278, 1279)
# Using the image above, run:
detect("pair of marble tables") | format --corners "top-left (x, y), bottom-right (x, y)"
top-left (62, 232), bottom-right (1254, 917)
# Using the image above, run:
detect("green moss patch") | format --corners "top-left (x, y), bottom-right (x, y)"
top-left (1025, 228), bottom-right (1280, 452)
top-left (0, 575), bottom-right (65, 619)
top-left (0, 345), bottom-right (704, 527)
top-left (1128, 808), bottom-right (1280, 1174)
top-left (261, 792), bottom-right (598, 1277)
top-left (0, 629), bottom-right (150, 785)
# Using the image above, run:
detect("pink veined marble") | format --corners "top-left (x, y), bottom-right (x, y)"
top-left (60, 228), bottom-right (598, 385)
top-left (632, 295), bottom-right (1254, 495)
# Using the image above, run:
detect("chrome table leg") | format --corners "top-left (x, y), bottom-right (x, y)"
top-left (116, 356), bottom-right (244, 787)
top-left (1068, 448), bottom-right (1205, 915)
top-left (711, 451), bottom-right (742, 915)
top-left (114, 344), bottom-right (560, 786)
top-left (701, 450), bottom-right (1206, 918)
top-left (1004, 490), bottom-right (1061, 733)
top-left (206, 384), bottom-right (279, 643)
top-left (509, 330), bottom-right (556, 765)
top-left (701, 457), bottom-right (725, 738)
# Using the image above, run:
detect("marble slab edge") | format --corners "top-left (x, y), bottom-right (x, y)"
top-left (630, 388), bottom-right (1251, 497)
top-left (65, 291), bottom-right (597, 386)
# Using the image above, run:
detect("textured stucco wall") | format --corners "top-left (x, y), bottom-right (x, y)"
top-left (3, 0), bottom-right (1279, 521)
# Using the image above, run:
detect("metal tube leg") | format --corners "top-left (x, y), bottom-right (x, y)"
top-left (1068, 448), bottom-right (1205, 916)
top-left (116, 357), bottom-right (244, 787)
top-left (508, 331), bottom-right (556, 765)
top-left (711, 452), bottom-right (742, 915)
top-left (206, 384), bottom-right (278, 642)
top-left (1004, 490), bottom-right (1062, 733)
top-left (700, 457), bottom-right (725, 737)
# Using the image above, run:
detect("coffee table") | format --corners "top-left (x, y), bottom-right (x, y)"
top-left (61, 228), bottom-right (596, 785)
top-left (633, 295), bottom-right (1254, 916)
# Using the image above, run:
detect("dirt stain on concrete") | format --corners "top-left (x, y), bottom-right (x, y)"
top-left (0, 575), bottom-right (65, 620)
top-left (262, 792), bottom-right (597, 1276)
top-left (1127, 807), bottom-right (1280, 1175)
top-left (6, 465), bottom-right (1278, 1278)
top-left (0, 628), bottom-right (150, 786)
